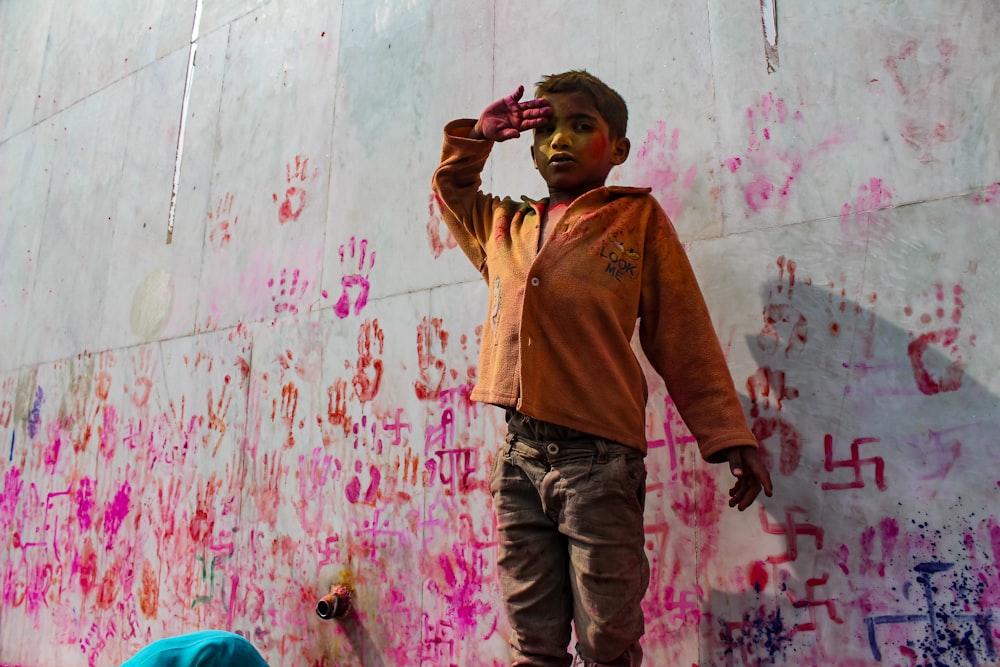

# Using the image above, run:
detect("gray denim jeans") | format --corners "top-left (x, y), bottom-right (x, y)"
top-left (489, 429), bottom-right (649, 667)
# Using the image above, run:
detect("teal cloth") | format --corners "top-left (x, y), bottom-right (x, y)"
top-left (120, 631), bottom-right (269, 666)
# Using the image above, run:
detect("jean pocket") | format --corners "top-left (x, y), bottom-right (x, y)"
top-left (487, 445), bottom-right (507, 495)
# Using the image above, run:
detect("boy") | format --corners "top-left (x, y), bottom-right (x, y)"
top-left (432, 71), bottom-right (772, 667)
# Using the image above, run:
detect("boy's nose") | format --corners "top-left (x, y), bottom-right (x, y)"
top-left (550, 129), bottom-right (571, 149)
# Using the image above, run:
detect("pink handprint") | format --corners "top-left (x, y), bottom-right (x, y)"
top-left (882, 39), bottom-right (964, 163)
top-left (633, 122), bottom-right (698, 220)
top-left (269, 267), bottom-right (309, 314)
top-left (334, 237), bottom-right (375, 318)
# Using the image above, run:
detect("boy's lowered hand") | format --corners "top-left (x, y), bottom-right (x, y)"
top-left (471, 85), bottom-right (552, 142)
top-left (725, 446), bottom-right (773, 511)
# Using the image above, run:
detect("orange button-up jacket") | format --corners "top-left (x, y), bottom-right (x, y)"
top-left (432, 119), bottom-right (757, 459)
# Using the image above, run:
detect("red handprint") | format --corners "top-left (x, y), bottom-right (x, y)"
top-left (904, 283), bottom-right (973, 395)
top-left (272, 155), bottom-right (317, 224)
top-left (208, 193), bottom-right (238, 248)
top-left (351, 319), bottom-right (385, 403)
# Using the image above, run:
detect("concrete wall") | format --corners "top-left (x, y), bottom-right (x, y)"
top-left (1, 1), bottom-right (998, 665)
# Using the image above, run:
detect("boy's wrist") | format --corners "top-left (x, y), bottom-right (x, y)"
top-left (468, 121), bottom-right (487, 140)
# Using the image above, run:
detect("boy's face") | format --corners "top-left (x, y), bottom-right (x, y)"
top-left (530, 91), bottom-right (629, 202)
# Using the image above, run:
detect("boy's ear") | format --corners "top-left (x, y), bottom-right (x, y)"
top-left (530, 145), bottom-right (538, 169)
top-left (611, 137), bottom-right (630, 166)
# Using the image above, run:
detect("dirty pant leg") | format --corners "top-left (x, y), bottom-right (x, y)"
top-left (490, 446), bottom-right (574, 667)
top-left (565, 452), bottom-right (649, 667)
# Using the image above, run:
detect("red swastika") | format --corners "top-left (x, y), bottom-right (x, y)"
top-left (822, 434), bottom-right (886, 491)
top-left (759, 506), bottom-right (824, 565)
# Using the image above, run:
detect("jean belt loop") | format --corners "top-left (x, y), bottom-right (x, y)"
top-left (503, 431), bottom-right (516, 456)
top-left (595, 439), bottom-right (609, 464)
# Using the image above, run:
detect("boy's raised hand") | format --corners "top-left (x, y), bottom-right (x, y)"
top-left (725, 446), bottom-right (774, 511)
top-left (471, 85), bottom-right (552, 142)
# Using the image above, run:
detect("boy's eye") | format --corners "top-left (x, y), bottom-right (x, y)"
top-left (575, 122), bottom-right (593, 131)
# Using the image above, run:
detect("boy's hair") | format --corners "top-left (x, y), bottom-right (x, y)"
top-left (535, 70), bottom-right (628, 139)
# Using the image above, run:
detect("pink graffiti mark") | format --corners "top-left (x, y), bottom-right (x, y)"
top-left (822, 434), bottom-right (886, 491)
top-left (268, 267), bottom-right (309, 314)
top-left (381, 408), bottom-right (413, 447)
top-left (334, 237), bottom-right (375, 318)
top-left (421, 612), bottom-right (457, 664)
top-left (1, 467), bottom-right (24, 532)
top-left (883, 39), bottom-right (964, 162)
top-left (726, 93), bottom-right (843, 215)
top-left (634, 122), bottom-right (698, 219)
top-left (19, 486), bottom-right (72, 561)
top-left (663, 586), bottom-right (704, 626)
top-left (315, 535), bottom-right (341, 567)
top-left (351, 413), bottom-right (385, 453)
top-left (102, 480), bottom-right (132, 551)
top-left (426, 192), bottom-right (458, 259)
top-left (272, 155), bottom-right (317, 224)
top-left (646, 395), bottom-right (695, 473)
top-left (425, 408), bottom-right (455, 455)
top-left (355, 508), bottom-right (406, 561)
top-left (972, 182), bottom-right (999, 205)
top-left (428, 544), bottom-right (492, 641)
top-left (434, 447), bottom-right (476, 494)
top-left (759, 506), bottom-right (824, 565)
top-left (438, 383), bottom-right (479, 427)
top-left (345, 459), bottom-right (380, 505)
top-left (840, 177), bottom-right (894, 233)
top-left (910, 424), bottom-right (966, 481)
top-left (420, 497), bottom-right (449, 547)
top-left (76, 477), bottom-right (96, 531)
top-left (963, 517), bottom-right (1000, 607)
top-left (905, 283), bottom-right (972, 395)
top-left (859, 518), bottom-right (900, 577)
top-left (786, 573), bottom-right (844, 640)
top-left (43, 422), bottom-right (62, 474)
top-left (98, 404), bottom-right (118, 462)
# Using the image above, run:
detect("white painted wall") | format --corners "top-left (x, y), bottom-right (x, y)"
top-left (1, 1), bottom-right (998, 665)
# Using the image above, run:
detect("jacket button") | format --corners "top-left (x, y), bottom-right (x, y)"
top-left (530, 277), bottom-right (540, 286)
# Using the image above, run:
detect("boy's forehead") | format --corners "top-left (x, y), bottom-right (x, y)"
top-left (541, 91), bottom-right (601, 117)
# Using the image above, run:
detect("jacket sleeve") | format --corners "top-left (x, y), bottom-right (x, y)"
top-left (638, 202), bottom-right (758, 462)
top-left (431, 119), bottom-right (505, 279)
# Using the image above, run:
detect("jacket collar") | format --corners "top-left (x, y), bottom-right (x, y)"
top-left (518, 186), bottom-right (652, 215)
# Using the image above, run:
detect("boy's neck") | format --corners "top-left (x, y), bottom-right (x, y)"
top-left (546, 184), bottom-right (604, 207)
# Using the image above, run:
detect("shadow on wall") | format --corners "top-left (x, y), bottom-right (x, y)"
top-left (701, 274), bottom-right (1000, 666)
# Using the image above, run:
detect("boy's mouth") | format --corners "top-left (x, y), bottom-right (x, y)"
top-left (549, 153), bottom-right (575, 164)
